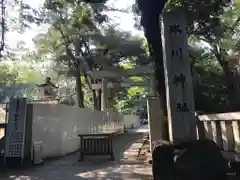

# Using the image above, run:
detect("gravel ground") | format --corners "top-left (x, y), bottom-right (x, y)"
top-left (0, 131), bottom-right (152, 180)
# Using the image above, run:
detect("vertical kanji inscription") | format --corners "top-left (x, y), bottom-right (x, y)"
top-left (169, 24), bottom-right (182, 35)
top-left (171, 48), bottom-right (183, 60)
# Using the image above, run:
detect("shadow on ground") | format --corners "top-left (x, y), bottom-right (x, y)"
top-left (0, 132), bottom-right (152, 180)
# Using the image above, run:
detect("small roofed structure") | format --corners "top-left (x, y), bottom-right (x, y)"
top-left (36, 77), bottom-right (58, 100)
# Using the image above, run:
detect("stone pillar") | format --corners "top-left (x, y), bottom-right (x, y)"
top-left (161, 11), bottom-right (197, 144)
top-left (101, 78), bottom-right (108, 111)
top-left (147, 97), bottom-right (167, 152)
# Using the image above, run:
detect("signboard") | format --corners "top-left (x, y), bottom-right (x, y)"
top-left (5, 98), bottom-right (27, 159)
top-left (161, 11), bottom-right (197, 143)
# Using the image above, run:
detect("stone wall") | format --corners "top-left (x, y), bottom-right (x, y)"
top-left (31, 104), bottom-right (139, 158)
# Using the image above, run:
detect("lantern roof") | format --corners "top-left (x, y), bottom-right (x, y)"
top-left (36, 77), bottom-right (58, 89)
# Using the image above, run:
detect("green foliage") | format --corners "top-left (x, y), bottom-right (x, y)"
top-left (0, 62), bottom-right (41, 84)
top-left (11, 0), bottom-right (240, 113)
top-left (28, 0), bottom-right (148, 109)
top-left (132, 0), bottom-right (240, 112)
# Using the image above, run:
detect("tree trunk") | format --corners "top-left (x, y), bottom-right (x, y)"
top-left (75, 71), bottom-right (84, 108)
top-left (85, 77), bottom-right (98, 110)
top-left (92, 89), bottom-right (99, 110)
top-left (142, 13), bottom-right (167, 115)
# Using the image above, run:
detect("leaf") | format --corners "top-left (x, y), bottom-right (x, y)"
top-left (236, 0), bottom-right (240, 8)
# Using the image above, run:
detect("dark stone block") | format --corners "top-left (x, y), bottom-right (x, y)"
top-left (229, 161), bottom-right (240, 177)
top-left (152, 139), bottom-right (228, 180)
top-left (152, 140), bottom-right (175, 180)
top-left (174, 139), bottom-right (228, 180)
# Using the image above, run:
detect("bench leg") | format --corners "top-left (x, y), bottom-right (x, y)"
top-left (109, 153), bottom-right (115, 161)
top-left (108, 138), bottom-right (115, 161)
top-left (79, 138), bottom-right (84, 162)
top-left (78, 151), bottom-right (84, 162)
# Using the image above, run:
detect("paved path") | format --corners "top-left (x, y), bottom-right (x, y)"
top-left (127, 125), bottom-right (149, 134)
top-left (0, 129), bottom-right (152, 180)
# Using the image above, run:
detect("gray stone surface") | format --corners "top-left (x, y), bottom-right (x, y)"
top-left (0, 132), bottom-right (152, 180)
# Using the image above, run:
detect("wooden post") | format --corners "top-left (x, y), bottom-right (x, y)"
top-left (101, 78), bottom-right (108, 111)
top-left (161, 11), bottom-right (197, 144)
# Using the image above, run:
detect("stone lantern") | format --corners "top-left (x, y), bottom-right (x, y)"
top-left (36, 77), bottom-right (58, 100)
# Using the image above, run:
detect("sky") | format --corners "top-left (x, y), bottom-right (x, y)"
top-left (6, 0), bottom-right (143, 50)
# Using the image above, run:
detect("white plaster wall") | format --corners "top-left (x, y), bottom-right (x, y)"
top-left (0, 104), bottom-right (7, 123)
top-left (32, 104), bottom-right (123, 158)
top-left (123, 115), bottom-right (141, 129)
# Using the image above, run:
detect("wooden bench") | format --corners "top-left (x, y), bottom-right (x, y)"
top-left (78, 133), bottom-right (115, 161)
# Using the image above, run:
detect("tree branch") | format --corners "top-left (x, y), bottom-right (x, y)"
top-left (230, 16), bottom-right (240, 31)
